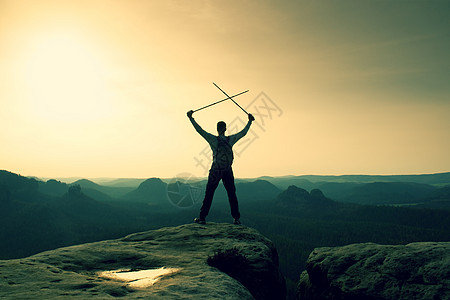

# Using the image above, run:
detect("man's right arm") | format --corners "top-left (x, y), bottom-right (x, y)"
top-left (187, 110), bottom-right (215, 143)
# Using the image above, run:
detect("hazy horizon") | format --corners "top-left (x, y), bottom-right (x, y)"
top-left (15, 170), bottom-right (449, 186)
top-left (1, 1), bottom-right (449, 179)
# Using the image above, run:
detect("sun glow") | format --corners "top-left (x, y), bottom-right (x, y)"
top-left (1, 0), bottom-right (449, 178)
top-left (20, 30), bottom-right (116, 123)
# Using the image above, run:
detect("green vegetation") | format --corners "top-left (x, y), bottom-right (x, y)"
top-left (1, 170), bottom-right (450, 299)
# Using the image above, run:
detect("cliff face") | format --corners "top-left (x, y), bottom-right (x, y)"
top-left (298, 242), bottom-right (450, 300)
top-left (0, 223), bottom-right (285, 299)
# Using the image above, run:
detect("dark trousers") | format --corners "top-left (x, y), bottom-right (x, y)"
top-left (199, 167), bottom-right (240, 220)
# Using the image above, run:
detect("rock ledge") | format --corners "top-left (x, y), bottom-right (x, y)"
top-left (298, 242), bottom-right (450, 300)
top-left (0, 223), bottom-right (285, 299)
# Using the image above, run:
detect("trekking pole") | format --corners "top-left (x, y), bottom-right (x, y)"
top-left (213, 82), bottom-right (249, 115)
top-left (193, 90), bottom-right (249, 113)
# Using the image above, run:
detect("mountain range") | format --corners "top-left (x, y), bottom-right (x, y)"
top-left (1, 169), bottom-right (450, 299)
top-left (34, 171), bottom-right (450, 207)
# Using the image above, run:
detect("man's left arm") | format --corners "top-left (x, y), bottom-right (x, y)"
top-left (229, 114), bottom-right (255, 145)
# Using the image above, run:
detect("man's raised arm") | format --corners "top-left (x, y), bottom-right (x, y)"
top-left (229, 114), bottom-right (255, 145)
top-left (187, 110), bottom-right (215, 143)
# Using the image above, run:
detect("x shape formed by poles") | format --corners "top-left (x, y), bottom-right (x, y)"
top-left (193, 83), bottom-right (249, 115)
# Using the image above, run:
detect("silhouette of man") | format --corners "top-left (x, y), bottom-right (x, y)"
top-left (187, 110), bottom-right (255, 224)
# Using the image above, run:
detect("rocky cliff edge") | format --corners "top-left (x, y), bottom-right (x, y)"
top-left (298, 242), bottom-right (450, 300)
top-left (0, 223), bottom-right (286, 299)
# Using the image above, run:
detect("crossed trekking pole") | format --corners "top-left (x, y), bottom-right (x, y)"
top-left (193, 82), bottom-right (250, 115)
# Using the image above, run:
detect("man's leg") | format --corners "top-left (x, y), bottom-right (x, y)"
top-left (222, 168), bottom-right (240, 220)
top-left (199, 168), bottom-right (221, 219)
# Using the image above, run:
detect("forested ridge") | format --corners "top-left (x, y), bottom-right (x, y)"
top-left (1, 170), bottom-right (450, 299)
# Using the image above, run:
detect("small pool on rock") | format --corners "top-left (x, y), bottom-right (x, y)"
top-left (98, 267), bottom-right (181, 288)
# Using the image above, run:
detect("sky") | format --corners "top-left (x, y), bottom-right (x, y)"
top-left (0, 0), bottom-right (449, 179)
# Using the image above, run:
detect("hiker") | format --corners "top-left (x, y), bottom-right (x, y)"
top-left (187, 110), bottom-right (255, 225)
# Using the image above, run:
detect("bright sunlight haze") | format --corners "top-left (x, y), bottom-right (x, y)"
top-left (1, 0), bottom-right (449, 179)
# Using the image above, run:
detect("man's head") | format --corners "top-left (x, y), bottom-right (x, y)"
top-left (217, 121), bottom-right (226, 135)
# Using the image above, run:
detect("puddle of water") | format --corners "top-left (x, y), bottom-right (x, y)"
top-left (98, 267), bottom-right (181, 288)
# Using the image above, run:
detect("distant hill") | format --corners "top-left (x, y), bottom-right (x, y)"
top-left (38, 179), bottom-right (68, 196)
top-left (0, 170), bottom-right (40, 201)
top-left (259, 174), bottom-right (447, 207)
top-left (276, 186), bottom-right (335, 208)
top-left (257, 176), bottom-right (316, 191)
top-left (428, 184), bottom-right (450, 200)
top-left (93, 178), bottom-right (146, 188)
top-left (37, 178), bottom-right (125, 201)
top-left (121, 178), bottom-right (172, 209)
top-left (334, 182), bottom-right (437, 205)
top-left (298, 172), bottom-right (450, 185)
top-left (235, 180), bottom-right (282, 201)
top-left (414, 185), bottom-right (450, 210)
top-left (313, 182), bottom-right (361, 200)
top-left (72, 179), bottom-right (133, 198)
top-left (260, 172), bottom-right (450, 190)
top-left (72, 178), bottom-right (103, 190)
top-left (0, 171), bottom-right (180, 259)
top-left (53, 185), bottom-right (118, 220)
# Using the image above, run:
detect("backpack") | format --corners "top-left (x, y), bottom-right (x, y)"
top-left (214, 136), bottom-right (234, 169)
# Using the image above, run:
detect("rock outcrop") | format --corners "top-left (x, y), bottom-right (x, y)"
top-left (0, 223), bottom-right (285, 299)
top-left (276, 186), bottom-right (336, 208)
top-left (298, 242), bottom-right (450, 300)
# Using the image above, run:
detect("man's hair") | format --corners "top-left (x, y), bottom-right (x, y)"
top-left (217, 121), bottom-right (226, 133)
